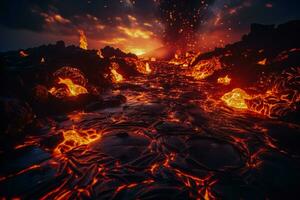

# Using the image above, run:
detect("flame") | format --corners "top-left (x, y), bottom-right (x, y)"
top-left (19, 50), bottom-right (28, 57)
top-left (78, 29), bottom-right (88, 50)
top-left (110, 62), bottom-right (123, 83)
top-left (258, 58), bottom-right (267, 65)
top-left (55, 128), bottom-right (102, 154)
top-left (41, 57), bottom-right (45, 63)
top-left (145, 62), bottom-right (152, 73)
top-left (221, 88), bottom-right (251, 109)
top-left (217, 75), bottom-right (231, 85)
top-left (49, 78), bottom-right (88, 97)
top-left (136, 61), bottom-right (152, 74)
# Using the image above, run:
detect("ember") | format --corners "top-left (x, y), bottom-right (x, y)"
top-left (258, 58), bottom-right (267, 65)
top-left (217, 75), bottom-right (231, 85)
top-left (19, 50), bottom-right (28, 57)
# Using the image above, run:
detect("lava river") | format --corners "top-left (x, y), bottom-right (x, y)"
top-left (0, 62), bottom-right (299, 200)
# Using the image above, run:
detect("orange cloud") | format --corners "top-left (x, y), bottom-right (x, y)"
top-left (41, 13), bottom-right (71, 24)
top-left (117, 26), bottom-right (153, 39)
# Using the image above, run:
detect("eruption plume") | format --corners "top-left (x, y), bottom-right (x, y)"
top-left (159, 0), bottom-right (215, 51)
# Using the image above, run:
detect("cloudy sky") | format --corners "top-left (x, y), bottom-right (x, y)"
top-left (0, 0), bottom-right (299, 53)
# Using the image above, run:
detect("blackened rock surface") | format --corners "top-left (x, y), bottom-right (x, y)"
top-left (0, 146), bottom-right (50, 176)
top-left (46, 93), bottom-right (98, 115)
top-left (101, 46), bottom-right (138, 59)
top-left (89, 131), bottom-right (150, 164)
top-left (0, 97), bottom-right (34, 135)
top-left (0, 41), bottom-right (110, 100)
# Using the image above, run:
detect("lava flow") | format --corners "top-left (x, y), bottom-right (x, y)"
top-left (1, 8), bottom-right (300, 200)
top-left (54, 128), bottom-right (102, 154)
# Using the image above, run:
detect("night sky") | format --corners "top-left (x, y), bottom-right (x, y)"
top-left (1, 0), bottom-right (300, 53)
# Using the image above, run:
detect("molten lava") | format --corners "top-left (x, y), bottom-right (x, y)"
top-left (192, 57), bottom-right (221, 80)
top-left (78, 29), bottom-right (88, 50)
top-left (55, 128), bottom-right (102, 154)
top-left (49, 77), bottom-right (88, 97)
top-left (221, 88), bottom-right (251, 109)
top-left (110, 62), bottom-right (123, 83)
top-left (217, 75), bottom-right (231, 85)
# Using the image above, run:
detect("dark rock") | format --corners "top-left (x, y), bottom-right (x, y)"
top-left (102, 94), bottom-right (127, 108)
top-left (101, 46), bottom-right (138, 59)
top-left (0, 146), bottom-right (51, 176)
top-left (40, 133), bottom-right (64, 149)
top-left (186, 137), bottom-right (243, 171)
top-left (89, 131), bottom-right (150, 164)
top-left (46, 93), bottom-right (98, 114)
top-left (0, 97), bottom-right (34, 135)
top-left (84, 100), bottom-right (104, 112)
top-left (32, 85), bottom-right (49, 103)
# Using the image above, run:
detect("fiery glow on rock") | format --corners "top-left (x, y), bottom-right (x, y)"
top-left (221, 68), bottom-right (300, 118)
top-left (49, 78), bottom-right (88, 97)
top-left (55, 128), bottom-right (102, 154)
top-left (110, 62), bottom-right (123, 83)
top-left (192, 57), bottom-right (221, 80)
top-left (217, 75), bottom-right (231, 85)
top-left (247, 68), bottom-right (300, 118)
top-left (78, 29), bottom-right (88, 50)
top-left (221, 88), bottom-right (251, 109)
top-left (19, 50), bottom-right (28, 57)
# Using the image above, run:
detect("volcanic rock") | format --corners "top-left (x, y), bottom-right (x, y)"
top-left (89, 131), bottom-right (150, 164)
top-left (101, 46), bottom-right (138, 59)
top-left (0, 98), bottom-right (34, 135)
